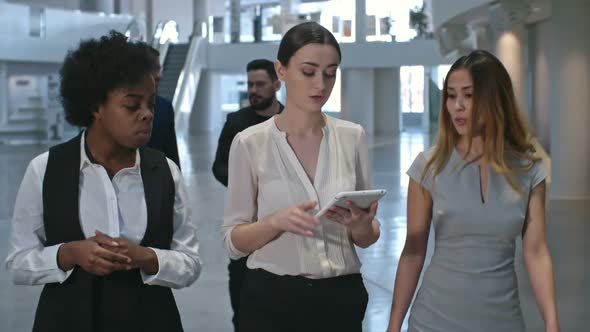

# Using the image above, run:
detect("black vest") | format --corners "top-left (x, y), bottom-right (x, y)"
top-left (33, 134), bottom-right (183, 332)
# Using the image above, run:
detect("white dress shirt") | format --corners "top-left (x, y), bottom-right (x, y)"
top-left (5, 134), bottom-right (201, 289)
top-left (222, 115), bottom-right (377, 279)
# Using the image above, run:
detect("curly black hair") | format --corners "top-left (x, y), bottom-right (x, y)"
top-left (60, 30), bottom-right (154, 127)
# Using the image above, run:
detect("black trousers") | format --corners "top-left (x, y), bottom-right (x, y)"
top-left (239, 268), bottom-right (368, 332)
top-left (228, 256), bottom-right (249, 332)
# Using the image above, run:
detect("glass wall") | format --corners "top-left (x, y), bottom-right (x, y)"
top-left (215, 69), bottom-right (342, 114)
top-left (323, 68), bottom-right (342, 112)
top-left (313, 0), bottom-right (356, 43)
top-left (365, 0), bottom-right (424, 42)
top-left (220, 74), bottom-right (247, 113)
top-left (436, 64), bottom-right (452, 89)
top-left (219, 73), bottom-right (286, 114)
top-left (400, 65), bottom-right (424, 114)
top-left (399, 131), bottom-right (425, 187)
top-left (210, 0), bottom-right (432, 44)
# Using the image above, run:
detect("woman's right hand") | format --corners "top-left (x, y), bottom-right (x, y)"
top-left (57, 235), bottom-right (132, 276)
top-left (268, 200), bottom-right (320, 237)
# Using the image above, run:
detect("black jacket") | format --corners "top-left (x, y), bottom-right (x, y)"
top-left (146, 95), bottom-right (180, 169)
top-left (212, 103), bottom-right (283, 186)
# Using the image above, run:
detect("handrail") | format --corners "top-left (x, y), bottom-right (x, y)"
top-left (172, 34), bottom-right (206, 122)
top-left (151, 20), bottom-right (178, 71)
top-left (124, 18), bottom-right (146, 42)
top-left (158, 42), bottom-right (170, 68)
top-left (152, 20), bottom-right (179, 49)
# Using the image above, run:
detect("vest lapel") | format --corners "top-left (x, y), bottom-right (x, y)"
top-left (43, 133), bottom-right (86, 244)
top-left (139, 147), bottom-right (174, 249)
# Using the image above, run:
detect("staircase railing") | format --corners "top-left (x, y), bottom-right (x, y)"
top-left (172, 34), bottom-right (205, 121)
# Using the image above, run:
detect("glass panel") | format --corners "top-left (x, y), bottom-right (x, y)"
top-left (29, 6), bottom-right (46, 38)
top-left (239, 6), bottom-right (257, 43)
top-left (315, 0), bottom-right (356, 43)
top-left (219, 73), bottom-right (285, 112)
top-left (323, 68), bottom-right (341, 112)
top-left (400, 66), bottom-right (424, 113)
top-left (260, 5), bottom-right (282, 42)
top-left (154, 21), bottom-right (179, 45)
top-left (437, 64), bottom-right (452, 90)
top-left (214, 0), bottom-right (433, 44)
top-left (218, 0), bottom-right (356, 44)
top-left (220, 74), bottom-right (246, 112)
top-left (399, 131), bottom-right (425, 188)
top-left (366, 0), bottom-right (424, 42)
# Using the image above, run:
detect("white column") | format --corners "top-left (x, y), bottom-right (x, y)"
top-left (355, 0), bottom-right (366, 43)
top-left (209, 72), bottom-right (224, 131)
top-left (193, 0), bottom-right (208, 37)
top-left (189, 70), bottom-right (212, 133)
top-left (229, 0), bottom-right (240, 43)
top-left (422, 66), bottom-right (431, 130)
top-left (529, 20), bottom-right (551, 150)
top-left (427, 65), bottom-right (442, 134)
top-left (495, 24), bottom-right (529, 118)
top-left (549, 0), bottom-right (590, 200)
top-left (80, 0), bottom-right (114, 14)
top-left (150, 0), bottom-right (194, 43)
top-left (0, 62), bottom-right (7, 125)
top-left (341, 68), bottom-right (374, 135)
top-left (280, 0), bottom-right (300, 33)
top-left (96, 0), bottom-right (114, 14)
top-left (146, 0), bottom-right (154, 41)
top-left (374, 67), bottom-right (400, 135)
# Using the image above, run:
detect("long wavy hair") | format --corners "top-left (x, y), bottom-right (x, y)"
top-left (422, 50), bottom-right (538, 193)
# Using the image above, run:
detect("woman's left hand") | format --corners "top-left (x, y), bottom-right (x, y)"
top-left (324, 201), bottom-right (378, 232)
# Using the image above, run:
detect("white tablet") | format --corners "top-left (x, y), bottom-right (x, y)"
top-left (315, 189), bottom-right (387, 218)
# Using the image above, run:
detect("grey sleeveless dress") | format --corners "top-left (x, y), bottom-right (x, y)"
top-left (406, 148), bottom-right (547, 332)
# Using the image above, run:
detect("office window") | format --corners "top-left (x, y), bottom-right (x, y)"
top-left (322, 68), bottom-right (342, 112)
top-left (436, 64), bottom-right (452, 90)
top-left (366, 0), bottom-right (424, 42)
top-left (400, 65), bottom-right (424, 113)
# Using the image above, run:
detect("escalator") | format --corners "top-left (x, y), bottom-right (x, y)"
top-left (158, 43), bottom-right (190, 102)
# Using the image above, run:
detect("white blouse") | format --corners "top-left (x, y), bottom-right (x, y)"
top-left (5, 133), bottom-right (201, 289)
top-left (222, 115), bottom-right (377, 279)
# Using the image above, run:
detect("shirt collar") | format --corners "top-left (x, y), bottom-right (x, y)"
top-left (270, 113), bottom-right (330, 139)
top-left (79, 130), bottom-right (141, 172)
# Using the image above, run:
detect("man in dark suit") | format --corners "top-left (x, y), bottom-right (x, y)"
top-left (212, 59), bottom-right (283, 186)
top-left (145, 47), bottom-right (180, 168)
top-left (212, 59), bottom-right (282, 331)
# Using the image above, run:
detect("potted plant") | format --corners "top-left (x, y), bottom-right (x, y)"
top-left (410, 4), bottom-right (433, 39)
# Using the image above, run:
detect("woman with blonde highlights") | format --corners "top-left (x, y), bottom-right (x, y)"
top-left (386, 50), bottom-right (559, 332)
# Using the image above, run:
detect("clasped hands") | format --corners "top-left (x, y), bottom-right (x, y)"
top-left (57, 230), bottom-right (158, 276)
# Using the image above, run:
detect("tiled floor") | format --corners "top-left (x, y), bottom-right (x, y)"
top-left (0, 130), bottom-right (587, 331)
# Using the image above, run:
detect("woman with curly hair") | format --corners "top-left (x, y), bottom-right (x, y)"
top-left (386, 50), bottom-right (559, 332)
top-left (5, 31), bottom-right (201, 332)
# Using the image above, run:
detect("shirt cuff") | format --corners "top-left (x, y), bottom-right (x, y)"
top-left (140, 247), bottom-right (162, 285)
top-left (226, 226), bottom-right (250, 260)
top-left (140, 247), bottom-right (200, 289)
top-left (52, 243), bottom-right (74, 283)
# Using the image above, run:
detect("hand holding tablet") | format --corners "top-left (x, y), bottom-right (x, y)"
top-left (315, 189), bottom-right (387, 218)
